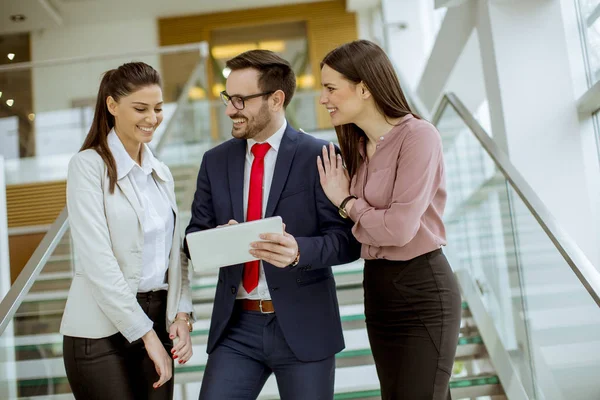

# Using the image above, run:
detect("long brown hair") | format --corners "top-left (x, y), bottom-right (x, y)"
top-left (80, 62), bottom-right (161, 193)
top-left (320, 40), bottom-right (418, 178)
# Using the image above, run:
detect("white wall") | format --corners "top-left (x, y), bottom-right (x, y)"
top-left (30, 18), bottom-right (160, 113)
top-left (356, 6), bottom-right (386, 47)
top-left (445, 30), bottom-right (486, 116)
top-left (381, 0), bottom-right (435, 91)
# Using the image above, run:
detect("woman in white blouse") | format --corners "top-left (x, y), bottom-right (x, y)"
top-left (60, 62), bottom-right (194, 400)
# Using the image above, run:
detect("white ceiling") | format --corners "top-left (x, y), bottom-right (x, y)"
top-left (0, 0), bottom-right (332, 35)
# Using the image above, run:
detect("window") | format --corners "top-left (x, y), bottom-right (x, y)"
top-left (576, 0), bottom-right (600, 161)
top-left (577, 0), bottom-right (600, 86)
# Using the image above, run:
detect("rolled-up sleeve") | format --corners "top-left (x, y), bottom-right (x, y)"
top-left (67, 153), bottom-right (153, 342)
top-left (348, 125), bottom-right (443, 248)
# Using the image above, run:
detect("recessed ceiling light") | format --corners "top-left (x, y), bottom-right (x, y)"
top-left (6, 99), bottom-right (14, 107)
top-left (10, 15), bottom-right (26, 23)
top-left (7, 53), bottom-right (15, 61)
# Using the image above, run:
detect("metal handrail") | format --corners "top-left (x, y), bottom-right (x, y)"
top-left (0, 42), bottom-right (210, 336)
top-left (434, 92), bottom-right (600, 307)
top-left (0, 42), bottom-right (208, 73)
top-left (0, 208), bottom-right (68, 334)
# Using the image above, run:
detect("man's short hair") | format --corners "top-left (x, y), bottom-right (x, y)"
top-left (226, 50), bottom-right (296, 108)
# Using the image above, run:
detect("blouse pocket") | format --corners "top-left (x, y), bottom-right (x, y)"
top-left (363, 167), bottom-right (395, 208)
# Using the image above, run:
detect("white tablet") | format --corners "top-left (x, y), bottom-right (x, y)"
top-left (186, 216), bottom-right (284, 272)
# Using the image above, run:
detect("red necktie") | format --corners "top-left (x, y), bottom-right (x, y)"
top-left (243, 142), bottom-right (271, 293)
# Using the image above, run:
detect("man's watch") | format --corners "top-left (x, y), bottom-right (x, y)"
top-left (174, 316), bottom-right (193, 332)
top-left (290, 249), bottom-right (300, 267)
top-left (338, 195), bottom-right (357, 219)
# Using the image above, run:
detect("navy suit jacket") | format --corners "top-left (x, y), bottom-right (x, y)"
top-left (185, 124), bottom-right (361, 362)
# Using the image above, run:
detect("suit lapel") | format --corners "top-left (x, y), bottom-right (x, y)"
top-left (228, 139), bottom-right (247, 222)
top-left (116, 177), bottom-right (145, 229)
top-left (266, 127), bottom-right (299, 218)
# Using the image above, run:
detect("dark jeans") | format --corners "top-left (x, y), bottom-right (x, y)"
top-left (63, 290), bottom-right (174, 400)
top-left (364, 249), bottom-right (462, 400)
top-left (199, 306), bottom-right (335, 400)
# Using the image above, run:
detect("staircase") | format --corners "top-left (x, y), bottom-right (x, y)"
top-left (8, 232), bottom-right (507, 399)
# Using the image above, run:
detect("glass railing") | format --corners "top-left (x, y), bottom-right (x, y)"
top-left (435, 93), bottom-right (600, 400)
top-left (0, 208), bottom-right (69, 398)
top-left (1, 42), bottom-right (208, 187)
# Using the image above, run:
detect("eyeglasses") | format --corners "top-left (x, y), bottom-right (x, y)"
top-left (220, 90), bottom-right (275, 110)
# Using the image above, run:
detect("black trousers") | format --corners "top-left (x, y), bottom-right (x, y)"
top-left (63, 291), bottom-right (174, 400)
top-left (364, 249), bottom-right (462, 400)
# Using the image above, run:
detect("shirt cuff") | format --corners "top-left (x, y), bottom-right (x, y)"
top-left (348, 197), bottom-right (369, 222)
top-left (121, 314), bottom-right (154, 343)
top-left (177, 297), bottom-right (194, 316)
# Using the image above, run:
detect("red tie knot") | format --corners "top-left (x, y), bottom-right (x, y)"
top-left (251, 142), bottom-right (271, 159)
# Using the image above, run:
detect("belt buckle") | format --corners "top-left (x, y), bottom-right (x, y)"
top-left (259, 299), bottom-right (274, 314)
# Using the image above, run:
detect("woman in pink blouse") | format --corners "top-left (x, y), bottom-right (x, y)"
top-left (317, 40), bottom-right (462, 399)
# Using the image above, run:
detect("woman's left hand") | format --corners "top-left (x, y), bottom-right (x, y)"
top-left (317, 142), bottom-right (351, 207)
top-left (169, 314), bottom-right (193, 365)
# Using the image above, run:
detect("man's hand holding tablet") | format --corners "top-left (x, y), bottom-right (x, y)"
top-left (185, 216), bottom-right (298, 272)
top-left (250, 221), bottom-right (299, 268)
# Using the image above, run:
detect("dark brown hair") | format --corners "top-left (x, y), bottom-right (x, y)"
top-left (80, 62), bottom-right (161, 193)
top-left (226, 50), bottom-right (296, 108)
top-left (320, 40), bottom-right (419, 178)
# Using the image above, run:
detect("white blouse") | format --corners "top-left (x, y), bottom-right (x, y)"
top-left (108, 130), bottom-right (174, 292)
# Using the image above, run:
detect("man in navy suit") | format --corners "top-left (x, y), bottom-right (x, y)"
top-left (185, 50), bottom-right (360, 399)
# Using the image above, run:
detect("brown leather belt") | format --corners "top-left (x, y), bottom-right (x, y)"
top-left (237, 299), bottom-right (275, 314)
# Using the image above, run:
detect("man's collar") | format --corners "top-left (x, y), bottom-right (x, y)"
top-left (246, 119), bottom-right (287, 155)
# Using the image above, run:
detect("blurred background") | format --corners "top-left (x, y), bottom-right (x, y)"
top-left (1, 0), bottom-right (600, 399)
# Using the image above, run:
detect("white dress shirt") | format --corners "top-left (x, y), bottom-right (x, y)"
top-left (237, 119), bottom-right (287, 300)
top-left (108, 130), bottom-right (175, 294)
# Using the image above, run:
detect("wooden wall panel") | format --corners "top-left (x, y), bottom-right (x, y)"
top-left (6, 181), bottom-right (66, 228)
top-left (9, 233), bottom-right (45, 283)
top-left (306, 8), bottom-right (358, 128)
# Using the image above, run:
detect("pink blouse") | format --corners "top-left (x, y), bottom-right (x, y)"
top-left (347, 114), bottom-right (447, 261)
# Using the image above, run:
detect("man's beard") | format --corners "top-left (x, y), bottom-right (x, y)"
top-left (231, 101), bottom-right (271, 140)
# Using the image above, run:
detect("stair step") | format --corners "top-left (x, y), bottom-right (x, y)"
top-left (11, 362), bottom-right (500, 399)
top-left (40, 255), bottom-right (73, 274)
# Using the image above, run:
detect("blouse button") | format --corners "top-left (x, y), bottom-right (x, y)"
top-left (379, 136), bottom-right (384, 141)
